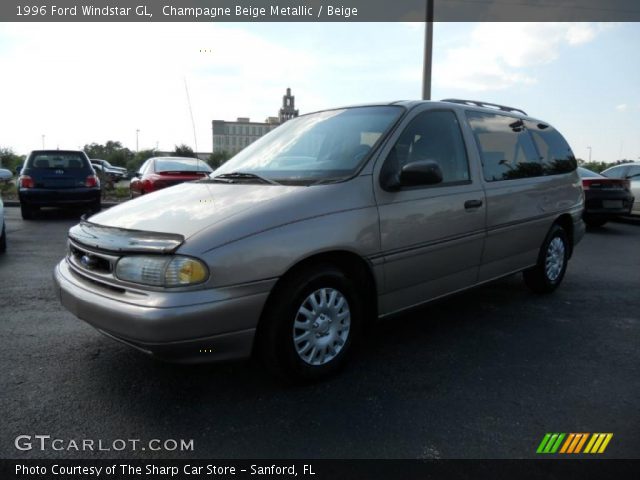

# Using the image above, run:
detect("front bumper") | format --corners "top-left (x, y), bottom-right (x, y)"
top-left (53, 259), bottom-right (272, 363)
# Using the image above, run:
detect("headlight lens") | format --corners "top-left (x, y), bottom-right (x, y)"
top-left (115, 256), bottom-right (208, 287)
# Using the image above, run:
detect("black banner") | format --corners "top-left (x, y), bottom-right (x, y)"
top-left (2, 0), bottom-right (640, 22)
top-left (2, 459), bottom-right (640, 480)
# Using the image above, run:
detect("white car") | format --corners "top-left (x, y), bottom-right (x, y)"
top-left (601, 162), bottom-right (640, 215)
top-left (0, 168), bottom-right (13, 252)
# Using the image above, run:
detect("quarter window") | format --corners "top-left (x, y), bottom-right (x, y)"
top-left (467, 111), bottom-right (542, 181)
top-left (526, 121), bottom-right (577, 175)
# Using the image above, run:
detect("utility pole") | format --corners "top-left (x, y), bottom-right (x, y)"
top-left (136, 129), bottom-right (140, 152)
top-left (422, 0), bottom-right (434, 100)
top-left (587, 146), bottom-right (592, 162)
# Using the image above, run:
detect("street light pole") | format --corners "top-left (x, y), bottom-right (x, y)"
top-left (422, 0), bottom-right (434, 100)
top-left (587, 146), bottom-right (592, 162)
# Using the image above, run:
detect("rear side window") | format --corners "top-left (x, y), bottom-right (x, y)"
top-left (627, 165), bottom-right (640, 179)
top-left (466, 111), bottom-right (541, 181)
top-left (526, 121), bottom-right (577, 175)
top-left (28, 152), bottom-right (89, 170)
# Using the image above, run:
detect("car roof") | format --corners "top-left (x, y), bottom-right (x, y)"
top-left (30, 150), bottom-right (85, 155)
top-left (603, 162), bottom-right (640, 169)
top-left (302, 99), bottom-right (546, 124)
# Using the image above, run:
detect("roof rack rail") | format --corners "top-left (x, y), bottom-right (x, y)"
top-left (440, 99), bottom-right (527, 116)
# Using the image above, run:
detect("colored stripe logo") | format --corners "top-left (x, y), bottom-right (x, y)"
top-left (537, 433), bottom-right (613, 454)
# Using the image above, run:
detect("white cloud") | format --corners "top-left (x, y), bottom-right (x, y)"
top-left (0, 23), bottom-right (317, 153)
top-left (616, 104), bottom-right (628, 112)
top-left (435, 22), bottom-right (610, 92)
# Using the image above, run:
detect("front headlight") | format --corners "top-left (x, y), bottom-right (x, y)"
top-left (115, 255), bottom-right (209, 287)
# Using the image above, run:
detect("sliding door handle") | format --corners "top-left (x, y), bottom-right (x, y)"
top-left (464, 199), bottom-right (483, 209)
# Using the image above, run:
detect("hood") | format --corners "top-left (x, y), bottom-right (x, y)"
top-left (88, 182), bottom-right (301, 239)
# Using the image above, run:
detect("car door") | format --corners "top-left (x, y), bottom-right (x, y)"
top-left (372, 107), bottom-right (486, 316)
top-left (131, 159), bottom-right (149, 196)
top-left (466, 111), bottom-right (576, 281)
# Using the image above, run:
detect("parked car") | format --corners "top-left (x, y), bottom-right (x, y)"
top-left (18, 150), bottom-right (101, 220)
top-left (54, 99), bottom-right (584, 381)
top-left (129, 157), bottom-right (212, 197)
top-left (0, 168), bottom-right (12, 252)
top-left (577, 167), bottom-right (634, 227)
top-left (601, 162), bottom-right (640, 216)
top-left (91, 163), bottom-right (120, 189)
top-left (90, 159), bottom-right (128, 180)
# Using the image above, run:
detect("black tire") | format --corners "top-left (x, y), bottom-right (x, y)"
top-left (0, 221), bottom-right (6, 253)
top-left (20, 203), bottom-right (35, 220)
top-left (583, 215), bottom-right (607, 228)
top-left (89, 200), bottom-right (101, 215)
top-left (523, 224), bottom-right (570, 294)
top-left (258, 264), bottom-right (362, 383)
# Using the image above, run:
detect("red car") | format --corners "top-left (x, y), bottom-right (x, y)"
top-left (130, 157), bottom-right (213, 197)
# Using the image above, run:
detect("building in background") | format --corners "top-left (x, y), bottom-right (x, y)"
top-left (212, 88), bottom-right (299, 155)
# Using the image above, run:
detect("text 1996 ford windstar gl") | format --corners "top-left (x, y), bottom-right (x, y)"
top-left (54, 99), bottom-right (584, 381)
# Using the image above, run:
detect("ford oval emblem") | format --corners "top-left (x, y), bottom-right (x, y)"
top-left (80, 254), bottom-right (98, 269)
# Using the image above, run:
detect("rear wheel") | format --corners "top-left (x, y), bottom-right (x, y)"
top-left (20, 203), bottom-right (35, 220)
top-left (523, 224), bottom-right (569, 294)
top-left (583, 215), bottom-right (607, 228)
top-left (89, 200), bottom-right (101, 215)
top-left (258, 265), bottom-right (362, 382)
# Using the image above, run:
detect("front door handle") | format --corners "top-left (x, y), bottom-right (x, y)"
top-left (464, 199), bottom-right (483, 209)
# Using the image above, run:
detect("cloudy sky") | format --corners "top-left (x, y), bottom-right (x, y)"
top-left (0, 22), bottom-right (638, 162)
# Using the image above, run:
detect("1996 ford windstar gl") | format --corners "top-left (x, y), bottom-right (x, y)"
top-left (54, 99), bottom-right (585, 381)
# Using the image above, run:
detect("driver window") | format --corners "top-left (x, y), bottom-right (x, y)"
top-left (381, 110), bottom-right (470, 187)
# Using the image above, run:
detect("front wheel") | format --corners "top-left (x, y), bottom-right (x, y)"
top-left (258, 265), bottom-right (362, 382)
top-left (523, 224), bottom-right (569, 294)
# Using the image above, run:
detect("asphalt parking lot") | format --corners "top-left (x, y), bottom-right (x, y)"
top-left (0, 206), bottom-right (638, 459)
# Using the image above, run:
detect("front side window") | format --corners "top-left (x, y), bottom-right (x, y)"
top-left (213, 106), bottom-right (404, 185)
top-left (381, 110), bottom-right (470, 188)
top-left (467, 111), bottom-right (542, 181)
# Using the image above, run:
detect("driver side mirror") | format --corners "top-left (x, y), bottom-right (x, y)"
top-left (385, 160), bottom-right (443, 190)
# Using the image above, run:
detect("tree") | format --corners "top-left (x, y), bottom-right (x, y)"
top-left (173, 144), bottom-right (195, 157)
top-left (0, 147), bottom-right (25, 173)
top-left (127, 149), bottom-right (158, 173)
top-left (83, 141), bottom-right (133, 168)
top-left (207, 151), bottom-right (231, 170)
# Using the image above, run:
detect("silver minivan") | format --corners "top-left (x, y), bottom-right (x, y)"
top-left (54, 99), bottom-right (585, 381)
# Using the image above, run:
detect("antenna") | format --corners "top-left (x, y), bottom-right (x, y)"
top-left (183, 77), bottom-right (199, 156)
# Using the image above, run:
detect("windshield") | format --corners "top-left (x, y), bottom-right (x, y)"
top-left (212, 106), bottom-right (404, 184)
top-left (155, 158), bottom-right (212, 173)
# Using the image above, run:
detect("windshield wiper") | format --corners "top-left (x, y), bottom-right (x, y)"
top-left (311, 176), bottom-right (350, 186)
top-left (213, 172), bottom-right (280, 185)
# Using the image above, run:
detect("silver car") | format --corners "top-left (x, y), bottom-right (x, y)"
top-left (54, 99), bottom-right (585, 381)
top-left (601, 161), bottom-right (640, 215)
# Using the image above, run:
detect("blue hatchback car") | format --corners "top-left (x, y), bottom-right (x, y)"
top-left (18, 150), bottom-right (101, 219)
